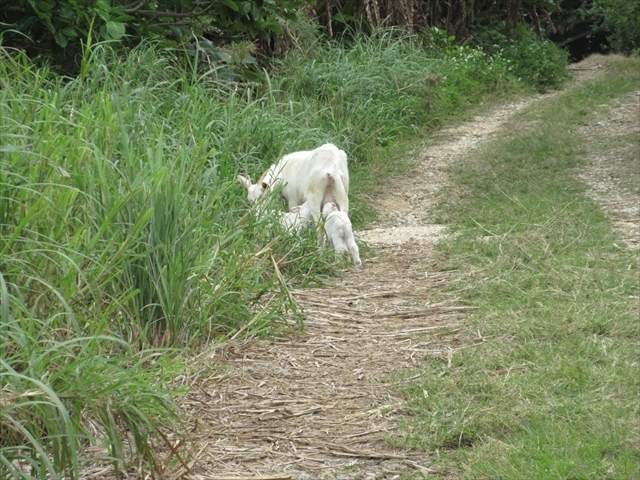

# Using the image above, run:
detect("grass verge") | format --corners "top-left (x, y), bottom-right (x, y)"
top-left (398, 54), bottom-right (640, 479)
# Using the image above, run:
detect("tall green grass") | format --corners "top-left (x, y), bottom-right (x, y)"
top-left (398, 55), bottom-right (639, 479)
top-left (1, 23), bottom-right (558, 478)
top-left (0, 45), bottom-right (310, 479)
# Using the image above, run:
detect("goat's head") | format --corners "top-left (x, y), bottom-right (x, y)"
top-left (237, 175), bottom-right (268, 203)
top-left (238, 164), bottom-right (276, 203)
top-left (322, 201), bottom-right (338, 216)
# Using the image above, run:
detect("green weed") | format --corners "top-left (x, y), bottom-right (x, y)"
top-left (469, 24), bottom-right (569, 91)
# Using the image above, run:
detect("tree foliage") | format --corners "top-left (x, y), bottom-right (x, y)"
top-left (315, 1), bottom-right (636, 57)
top-left (590, 0), bottom-right (640, 53)
top-left (1, 0), bottom-right (635, 73)
top-left (0, 1), bottom-right (306, 53)
top-left (541, 0), bottom-right (639, 56)
top-left (314, 0), bottom-right (563, 42)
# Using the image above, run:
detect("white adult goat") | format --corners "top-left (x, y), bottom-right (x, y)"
top-left (238, 143), bottom-right (349, 241)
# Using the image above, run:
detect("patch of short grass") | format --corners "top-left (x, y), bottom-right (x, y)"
top-left (398, 55), bottom-right (640, 479)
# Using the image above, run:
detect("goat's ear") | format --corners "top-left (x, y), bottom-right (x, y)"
top-left (237, 175), bottom-right (252, 189)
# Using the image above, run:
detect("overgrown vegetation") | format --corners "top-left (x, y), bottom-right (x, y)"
top-left (469, 24), bottom-right (569, 90)
top-left (590, 0), bottom-right (640, 53)
top-left (399, 55), bottom-right (640, 478)
top-left (0, 0), bottom-right (304, 48)
top-left (0, 19), bottom-right (569, 476)
top-left (4, 0), bottom-right (633, 76)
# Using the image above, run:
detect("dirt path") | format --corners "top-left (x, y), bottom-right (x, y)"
top-left (170, 56), bottom-right (638, 480)
top-left (578, 94), bottom-right (640, 250)
top-left (176, 98), bottom-right (551, 480)
top-left (178, 252), bottom-right (462, 480)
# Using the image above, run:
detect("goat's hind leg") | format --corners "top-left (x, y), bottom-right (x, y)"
top-left (346, 239), bottom-right (361, 267)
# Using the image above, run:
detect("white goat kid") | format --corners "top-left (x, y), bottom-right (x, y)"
top-left (238, 143), bottom-right (349, 242)
top-left (322, 202), bottom-right (361, 267)
top-left (280, 202), bottom-right (313, 234)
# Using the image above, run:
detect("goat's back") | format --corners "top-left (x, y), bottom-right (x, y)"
top-left (278, 144), bottom-right (347, 179)
top-left (325, 210), bottom-right (352, 233)
top-left (274, 143), bottom-right (349, 210)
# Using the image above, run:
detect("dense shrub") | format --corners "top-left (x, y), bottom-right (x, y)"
top-left (501, 29), bottom-right (569, 90)
top-left (591, 0), bottom-right (640, 53)
top-left (0, 0), bottom-right (305, 49)
top-left (471, 25), bottom-right (569, 91)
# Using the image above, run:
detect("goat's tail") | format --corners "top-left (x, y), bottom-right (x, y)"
top-left (331, 172), bottom-right (349, 213)
top-left (321, 174), bottom-right (335, 208)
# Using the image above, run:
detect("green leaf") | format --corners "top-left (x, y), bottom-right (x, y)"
top-left (91, 1), bottom-right (111, 21)
top-left (106, 21), bottom-right (126, 40)
top-left (220, 0), bottom-right (239, 11)
top-left (38, 0), bottom-right (55, 12)
top-left (241, 52), bottom-right (257, 65)
top-left (239, 1), bottom-right (252, 15)
top-left (333, 13), bottom-right (353, 25)
top-left (212, 50), bottom-right (232, 62)
top-left (157, 39), bottom-right (178, 48)
top-left (112, 14), bottom-right (136, 23)
top-left (54, 30), bottom-right (68, 48)
top-left (239, 68), bottom-right (262, 82)
top-left (44, 20), bottom-right (55, 34)
top-left (142, 24), bottom-right (169, 35)
top-left (167, 24), bottom-right (190, 37)
top-left (261, 20), bottom-right (283, 34)
top-left (60, 27), bottom-right (77, 38)
top-left (58, 5), bottom-right (75, 20)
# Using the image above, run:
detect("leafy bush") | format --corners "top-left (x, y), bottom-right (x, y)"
top-left (0, 0), bottom-right (306, 76)
top-left (421, 29), bottom-right (516, 101)
top-left (502, 29), bottom-right (568, 90)
top-left (1, 0), bottom-right (132, 48)
top-left (2, 0), bottom-right (305, 48)
top-left (591, 0), bottom-right (640, 53)
top-left (471, 25), bottom-right (568, 91)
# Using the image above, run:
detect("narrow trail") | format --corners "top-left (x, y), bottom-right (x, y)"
top-left (167, 57), bottom-right (633, 480)
top-left (174, 96), bottom-right (557, 480)
top-left (578, 91), bottom-right (640, 250)
top-left (179, 250), bottom-right (463, 479)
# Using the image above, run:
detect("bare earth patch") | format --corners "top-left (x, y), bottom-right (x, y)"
top-left (359, 93), bottom-right (556, 247)
top-left (107, 56), bottom-right (636, 480)
top-left (577, 89), bottom-right (640, 249)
